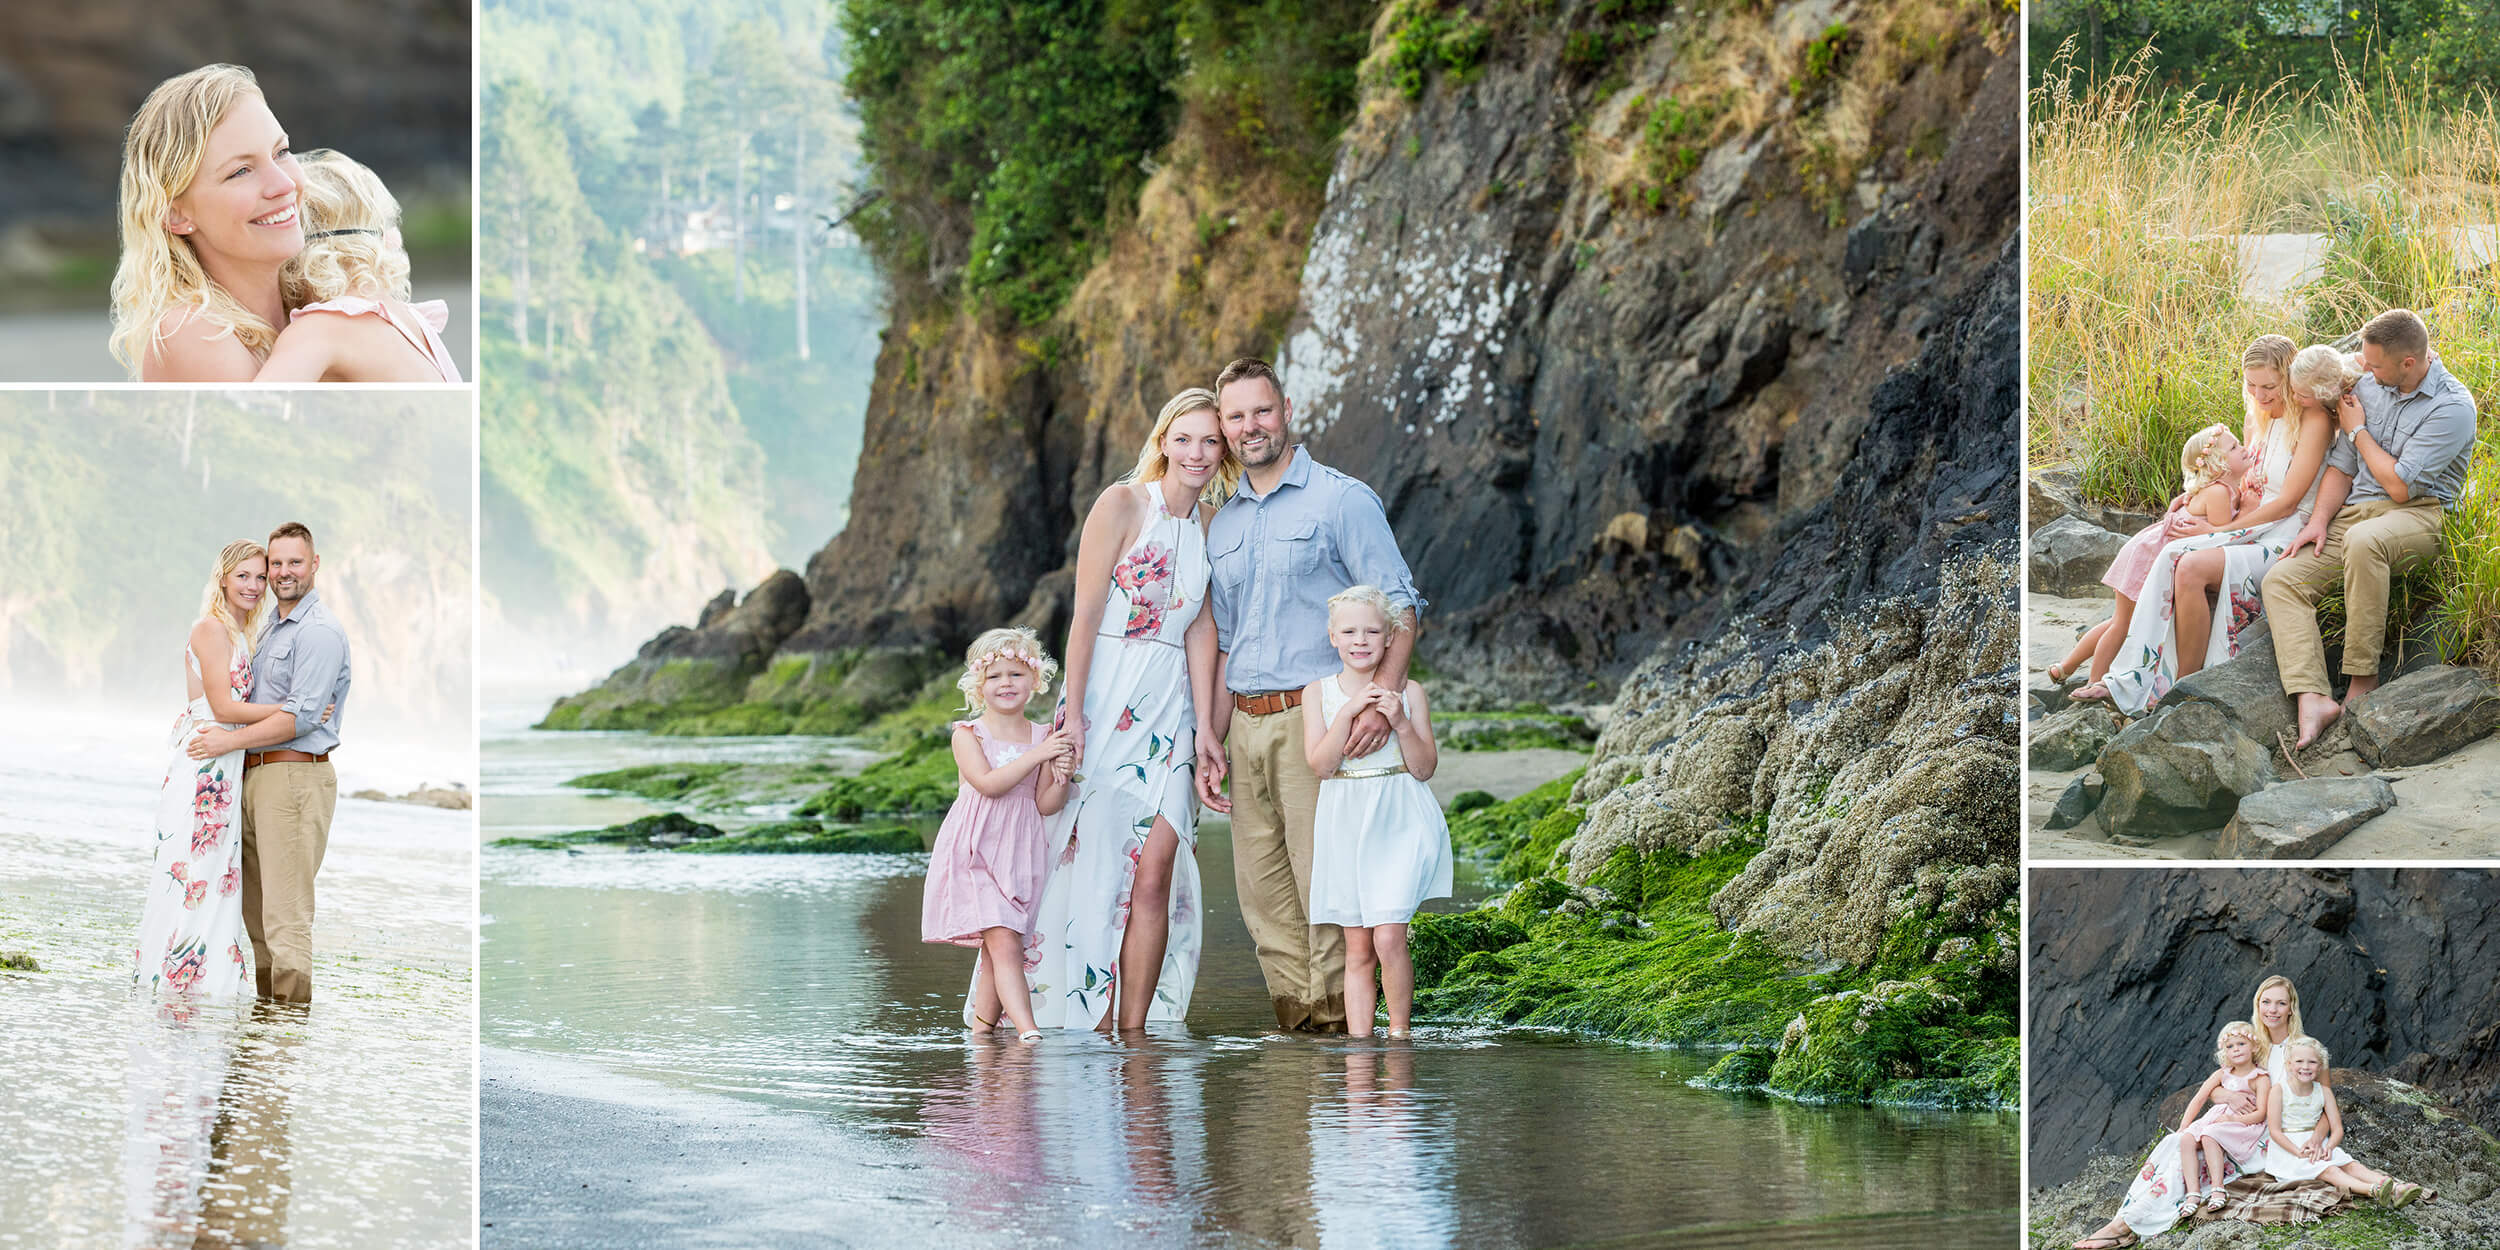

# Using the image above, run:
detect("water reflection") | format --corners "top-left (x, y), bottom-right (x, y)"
top-left (1312, 1047), bottom-right (1454, 1249)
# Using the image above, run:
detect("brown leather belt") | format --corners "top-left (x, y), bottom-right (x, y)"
top-left (1233, 689), bottom-right (1303, 716)
top-left (244, 749), bottom-right (331, 768)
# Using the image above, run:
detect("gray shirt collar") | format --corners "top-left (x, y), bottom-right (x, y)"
top-left (1236, 445), bottom-right (1313, 502)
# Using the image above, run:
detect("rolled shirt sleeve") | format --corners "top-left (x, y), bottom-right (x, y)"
top-left (2390, 393), bottom-right (2476, 501)
top-left (1333, 481), bottom-right (1429, 622)
top-left (282, 624), bottom-right (348, 743)
top-left (2326, 431), bottom-right (2359, 479)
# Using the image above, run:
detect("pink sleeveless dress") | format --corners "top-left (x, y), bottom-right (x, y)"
top-left (289, 296), bottom-right (461, 382)
top-left (921, 720), bottom-right (1051, 946)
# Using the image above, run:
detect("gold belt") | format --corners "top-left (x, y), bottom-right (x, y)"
top-left (1332, 764), bottom-right (1407, 780)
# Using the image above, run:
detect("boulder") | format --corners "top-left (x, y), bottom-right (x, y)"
top-left (2032, 703), bottom-right (2122, 772)
top-left (2154, 628), bottom-right (2297, 750)
top-left (2029, 515), bottom-right (2126, 598)
top-left (2044, 773), bottom-right (2102, 830)
top-left (2029, 468), bottom-right (2085, 529)
top-left (2349, 665), bottom-right (2500, 768)
top-left (2095, 701), bottom-right (2278, 837)
top-left (2217, 776), bottom-right (2397, 858)
top-left (2028, 671), bottom-right (2074, 716)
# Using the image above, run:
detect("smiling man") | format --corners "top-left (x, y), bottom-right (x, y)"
top-left (2263, 308), bottom-right (2479, 747)
top-left (187, 521), bottom-right (352, 1002)
top-left (1201, 358), bottom-right (1426, 1033)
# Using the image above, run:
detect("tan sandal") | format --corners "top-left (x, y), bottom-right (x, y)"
top-left (2072, 1232), bottom-right (2138, 1249)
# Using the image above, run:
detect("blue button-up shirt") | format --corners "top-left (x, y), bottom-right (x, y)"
top-left (250, 587), bottom-right (352, 755)
top-left (1209, 448), bottom-right (1427, 695)
top-left (2333, 355), bottom-right (2478, 505)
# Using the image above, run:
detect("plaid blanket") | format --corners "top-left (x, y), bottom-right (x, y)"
top-left (2183, 1173), bottom-right (2350, 1226)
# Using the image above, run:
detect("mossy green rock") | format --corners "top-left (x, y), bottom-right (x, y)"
top-left (1447, 770), bottom-right (1586, 883)
top-left (563, 763), bottom-right (741, 802)
top-left (1693, 1047), bottom-right (1775, 1091)
top-left (0, 951), bottom-right (39, 972)
top-left (795, 731), bottom-right (961, 819)
top-left (680, 823), bottom-right (925, 854)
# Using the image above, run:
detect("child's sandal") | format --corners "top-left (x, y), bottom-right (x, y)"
top-left (1017, 1029), bottom-right (1043, 1043)
top-left (2202, 1188), bottom-right (2227, 1213)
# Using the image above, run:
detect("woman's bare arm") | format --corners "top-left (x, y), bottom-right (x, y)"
top-left (189, 622), bottom-right (291, 725)
top-left (1059, 486), bottom-right (1140, 767)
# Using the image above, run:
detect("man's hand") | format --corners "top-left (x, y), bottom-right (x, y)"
top-left (1345, 707), bottom-right (1395, 758)
top-left (185, 725), bottom-right (238, 761)
top-left (1195, 737), bottom-right (1231, 813)
top-left (2336, 391), bottom-right (2366, 434)
top-left (2286, 516), bottom-right (2332, 559)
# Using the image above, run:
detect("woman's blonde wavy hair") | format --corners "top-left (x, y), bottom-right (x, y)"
top-left (2240, 334), bottom-right (2295, 444)
top-left (110, 64), bottom-right (288, 376)
top-left (1122, 388), bottom-right (1241, 508)
top-left (2252, 974), bottom-right (2306, 1042)
top-left (200, 540), bottom-right (271, 657)
top-left (283, 149), bottom-right (411, 306)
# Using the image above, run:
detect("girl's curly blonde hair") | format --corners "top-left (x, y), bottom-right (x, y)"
top-left (2179, 423), bottom-right (2235, 497)
top-left (110, 64), bottom-right (284, 375)
top-left (2281, 1035), bottom-right (2330, 1075)
top-left (1324, 584), bottom-right (1408, 631)
top-left (282, 149), bottom-right (412, 307)
top-left (2214, 1020), bottom-right (2270, 1070)
top-left (956, 626), bottom-right (1059, 713)
top-left (2290, 342), bottom-right (2362, 406)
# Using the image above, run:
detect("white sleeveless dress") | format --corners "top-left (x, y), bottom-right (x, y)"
top-left (1307, 678), bottom-right (1452, 928)
top-left (2261, 1080), bottom-right (2355, 1180)
top-left (1021, 494), bottom-right (1208, 1027)
top-left (2105, 414), bottom-right (2325, 713)
top-left (136, 642), bottom-right (252, 1001)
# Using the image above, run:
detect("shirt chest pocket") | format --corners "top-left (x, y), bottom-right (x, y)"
top-left (1210, 529), bottom-right (1250, 594)
top-left (1280, 519), bottom-right (1330, 577)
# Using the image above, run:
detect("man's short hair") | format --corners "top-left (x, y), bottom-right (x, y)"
top-left (2361, 308), bottom-right (2430, 361)
top-left (268, 521), bottom-right (316, 550)
top-left (1214, 357), bottom-right (1281, 395)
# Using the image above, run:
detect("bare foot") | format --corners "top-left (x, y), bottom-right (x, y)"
top-left (2071, 1222), bottom-right (2137, 1249)
top-left (2343, 673), bottom-right (2381, 707)
top-left (2071, 683), bottom-right (2111, 702)
top-left (2048, 661), bottom-right (2075, 684)
top-left (2293, 692), bottom-right (2342, 749)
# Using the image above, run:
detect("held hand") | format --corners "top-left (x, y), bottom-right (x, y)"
top-left (1370, 685), bottom-right (1408, 729)
top-left (1195, 738), bottom-right (1232, 813)
top-left (2165, 510), bottom-right (2214, 540)
top-left (2222, 1088), bottom-right (2258, 1115)
top-left (1346, 706), bottom-right (1395, 758)
top-left (184, 725), bottom-right (236, 761)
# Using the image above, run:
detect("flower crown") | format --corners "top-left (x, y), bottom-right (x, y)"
top-left (976, 646), bottom-right (1043, 674)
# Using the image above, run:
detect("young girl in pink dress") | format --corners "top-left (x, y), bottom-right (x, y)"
top-left (2047, 421), bottom-right (2257, 686)
top-left (256, 149), bottom-right (462, 382)
top-left (921, 627), bottom-right (1077, 1041)
top-left (2087, 1021), bottom-right (2273, 1245)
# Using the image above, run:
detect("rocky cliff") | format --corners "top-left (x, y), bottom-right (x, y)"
top-left (554, 0), bottom-right (2019, 733)
top-left (2028, 868), bottom-right (2500, 1187)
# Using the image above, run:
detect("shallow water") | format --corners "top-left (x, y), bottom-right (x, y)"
top-left (0, 717), bottom-right (474, 1248)
top-left (480, 689), bottom-right (2018, 1248)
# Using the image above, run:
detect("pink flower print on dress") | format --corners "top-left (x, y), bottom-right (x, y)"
top-left (183, 880), bottom-right (209, 910)
top-left (161, 938), bottom-right (208, 994)
top-left (230, 943), bottom-right (245, 967)
top-left (1116, 705), bottom-right (1137, 732)
top-left (168, 860), bottom-right (188, 883)
top-left (220, 862), bottom-right (240, 897)
top-left (191, 816), bottom-right (226, 858)
top-left (1124, 598), bottom-right (1167, 640)
top-left (1059, 831), bottom-right (1080, 867)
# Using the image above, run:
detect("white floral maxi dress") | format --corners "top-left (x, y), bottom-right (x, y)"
top-left (2104, 417), bottom-right (2324, 715)
top-left (2114, 1069), bottom-right (2271, 1237)
top-left (1022, 498), bottom-right (1207, 1028)
top-left (136, 643), bottom-right (252, 1000)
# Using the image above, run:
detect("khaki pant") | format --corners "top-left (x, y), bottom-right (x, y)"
top-left (240, 761), bottom-right (335, 1002)
top-left (2261, 497), bottom-right (2445, 697)
top-left (1227, 706), bottom-right (1345, 1031)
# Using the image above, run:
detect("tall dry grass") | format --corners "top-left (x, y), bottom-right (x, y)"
top-left (2030, 42), bottom-right (2500, 678)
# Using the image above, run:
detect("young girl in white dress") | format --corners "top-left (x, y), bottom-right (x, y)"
top-left (1302, 585), bottom-right (1451, 1039)
top-left (2262, 1037), bottom-right (2426, 1207)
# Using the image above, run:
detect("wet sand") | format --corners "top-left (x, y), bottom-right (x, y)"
top-left (2028, 594), bottom-right (2500, 857)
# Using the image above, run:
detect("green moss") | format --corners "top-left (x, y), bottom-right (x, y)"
top-left (1441, 712), bottom-right (1598, 752)
top-left (1445, 768), bottom-right (1584, 881)
top-left (658, 704), bottom-right (799, 736)
top-left (1409, 839), bottom-right (2018, 1110)
top-left (537, 703), bottom-right (584, 730)
top-left (0, 951), bottom-right (40, 972)
top-left (680, 824), bottom-right (925, 854)
top-left (488, 837), bottom-right (577, 852)
top-left (1692, 1047), bottom-right (1775, 1091)
top-left (563, 763), bottom-right (740, 802)
top-left (536, 811), bottom-right (728, 847)
top-left (1788, 24), bottom-right (1855, 104)
top-left (1447, 789), bottom-right (1497, 814)
top-left (795, 731), bottom-right (961, 819)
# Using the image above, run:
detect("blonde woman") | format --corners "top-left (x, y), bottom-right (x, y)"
top-left (1023, 388), bottom-right (1239, 1030)
top-left (111, 65), bottom-right (306, 381)
top-left (137, 543), bottom-right (297, 1000)
top-left (2086, 343), bottom-right (2339, 711)
top-left (256, 150), bottom-right (461, 382)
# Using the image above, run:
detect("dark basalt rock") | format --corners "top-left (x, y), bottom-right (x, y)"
top-left (2029, 515), bottom-right (2126, 598)
top-left (2027, 868), bottom-right (2500, 1188)
top-left (2045, 773), bottom-right (2102, 830)
top-left (2033, 703), bottom-right (2122, 772)
top-left (2348, 665), bottom-right (2500, 768)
